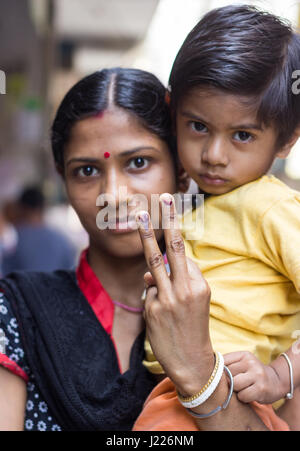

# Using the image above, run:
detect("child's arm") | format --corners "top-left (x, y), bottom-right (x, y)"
top-left (276, 386), bottom-right (300, 431)
top-left (224, 341), bottom-right (300, 405)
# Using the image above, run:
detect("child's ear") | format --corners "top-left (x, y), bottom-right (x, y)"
top-left (177, 165), bottom-right (190, 193)
top-left (276, 129), bottom-right (300, 159)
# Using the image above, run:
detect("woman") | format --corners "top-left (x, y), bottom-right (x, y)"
top-left (0, 67), bottom-right (188, 431)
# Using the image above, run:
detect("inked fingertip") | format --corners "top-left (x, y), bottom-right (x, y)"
top-left (160, 193), bottom-right (173, 206)
top-left (135, 211), bottom-right (150, 229)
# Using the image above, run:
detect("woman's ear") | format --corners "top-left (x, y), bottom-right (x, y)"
top-left (177, 165), bottom-right (190, 193)
top-left (55, 164), bottom-right (65, 179)
top-left (276, 129), bottom-right (300, 159)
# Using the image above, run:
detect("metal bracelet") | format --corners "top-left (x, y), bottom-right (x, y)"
top-left (186, 365), bottom-right (234, 419)
top-left (280, 353), bottom-right (294, 400)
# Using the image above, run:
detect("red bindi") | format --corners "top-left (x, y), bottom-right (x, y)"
top-left (104, 152), bottom-right (110, 159)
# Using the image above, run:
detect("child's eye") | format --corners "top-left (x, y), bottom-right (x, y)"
top-left (233, 131), bottom-right (253, 143)
top-left (75, 165), bottom-right (99, 177)
top-left (190, 121), bottom-right (208, 133)
top-left (128, 157), bottom-right (150, 170)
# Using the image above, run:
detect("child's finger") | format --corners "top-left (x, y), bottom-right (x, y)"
top-left (224, 351), bottom-right (248, 366)
top-left (232, 373), bottom-right (255, 393)
top-left (225, 357), bottom-right (252, 377)
top-left (236, 385), bottom-right (258, 404)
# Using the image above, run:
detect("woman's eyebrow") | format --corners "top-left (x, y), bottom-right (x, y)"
top-left (66, 157), bottom-right (100, 167)
top-left (119, 146), bottom-right (160, 157)
top-left (66, 147), bottom-right (160, 166)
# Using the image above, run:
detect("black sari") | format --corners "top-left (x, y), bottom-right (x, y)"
top-left (0, 270), bottom-right (155, 431)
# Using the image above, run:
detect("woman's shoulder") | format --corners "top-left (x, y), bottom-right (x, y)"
top-left (0, 269), bottom-right (77, 309)
top-left (1, 269), bottom-right (76, 285)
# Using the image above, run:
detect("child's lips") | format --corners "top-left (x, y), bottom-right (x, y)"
top-left (199, 173), bottom-right (228, 185)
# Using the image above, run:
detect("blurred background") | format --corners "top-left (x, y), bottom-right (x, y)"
top-left (0, 0), bottom-right (300, 271)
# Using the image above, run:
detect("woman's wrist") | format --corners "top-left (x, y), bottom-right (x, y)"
top-left (173, 349), bottom-right (215, 397)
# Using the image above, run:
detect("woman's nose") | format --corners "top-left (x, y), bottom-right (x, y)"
top-left (100, 170), bottom-right (132, 209)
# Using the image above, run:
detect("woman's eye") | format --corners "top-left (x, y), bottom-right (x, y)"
top-left (76, 166), bottom-right (99, 177)
top-left (128, 157), bottom-right (149, 170)
top-left (233, 131), bottom-right (253, 142)
top-left (190, 121), bottom-right (208, 133)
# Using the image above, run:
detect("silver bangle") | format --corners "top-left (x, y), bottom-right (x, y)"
top-left (186, 365), bottom-right (234, 419)
top-left (280, 353), bottom-right (294, 400)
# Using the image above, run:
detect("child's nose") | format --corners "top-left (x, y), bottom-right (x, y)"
top-left (202, 137), bottom-right (229, 166)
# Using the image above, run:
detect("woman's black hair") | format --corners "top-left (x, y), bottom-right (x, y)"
top-left (51, 67), bottom-right (176, 173)
top-left (169, 4), bottom-right (300, 147)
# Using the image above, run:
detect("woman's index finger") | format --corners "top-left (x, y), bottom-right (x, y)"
top-left (136, 210), bottom-right (170, 290)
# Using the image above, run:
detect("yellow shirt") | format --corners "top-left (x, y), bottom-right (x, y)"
top-left (144, 175), bottom-right (300, 373)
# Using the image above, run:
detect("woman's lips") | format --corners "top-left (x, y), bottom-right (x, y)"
top-left (199, 173), bottom-right (228, 186)
top-left (105, 217), bottom-right (138, 234)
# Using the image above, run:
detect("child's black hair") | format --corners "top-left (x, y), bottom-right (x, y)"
top-left (169, 4), bottom-right (300, 148)
top-left (51, 67), bottom-right (176, 173)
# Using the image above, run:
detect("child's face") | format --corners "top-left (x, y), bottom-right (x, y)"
top-left (64, 107), bottom-right (177, 258)
top-left (176, 87), bottom-right (288, 195)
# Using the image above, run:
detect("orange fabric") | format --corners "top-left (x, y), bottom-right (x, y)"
top-left (133, 377), bottom-right (290, 431)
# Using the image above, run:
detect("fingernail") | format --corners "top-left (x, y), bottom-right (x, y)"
top-left (136, 211), bottom-right (149, 229)
top-left (161, 194), bottom-right (173, 206)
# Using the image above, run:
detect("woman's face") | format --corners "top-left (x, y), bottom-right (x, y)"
top-left (64, 107), bottom-right (177, 258)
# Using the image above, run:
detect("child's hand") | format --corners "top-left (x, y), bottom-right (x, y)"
top-left (224, 351), bottom-right (284, 404)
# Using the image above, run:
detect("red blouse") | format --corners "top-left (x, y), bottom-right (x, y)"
top-left (76, 249), bottom-right (115, 336)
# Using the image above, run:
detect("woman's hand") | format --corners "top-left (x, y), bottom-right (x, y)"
top-left (136, 193), bottom-right (214, 397)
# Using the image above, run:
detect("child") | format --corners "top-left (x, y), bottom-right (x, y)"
top-left (137, 4), bottom-right (300, 430)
